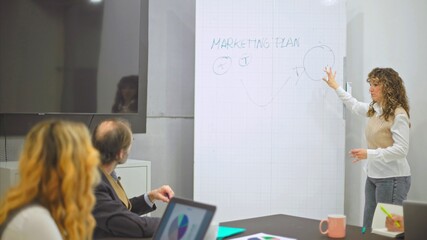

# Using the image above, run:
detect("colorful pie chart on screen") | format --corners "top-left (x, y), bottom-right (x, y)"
top-left (168, 214), bottom-right (189, 239)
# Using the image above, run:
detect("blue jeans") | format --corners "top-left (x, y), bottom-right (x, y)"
top-left (363, 176), bottom-right (411, 228)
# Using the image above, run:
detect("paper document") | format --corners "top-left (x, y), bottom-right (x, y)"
top-left (229, 232), bottom-right (296, 240)
top-left (371, 203), bottom-right (403, 238)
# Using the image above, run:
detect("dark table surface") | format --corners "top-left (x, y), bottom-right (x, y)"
top-left (97, 214), bottom-right (394, 240)
top-left (220, 214), bottom-right (393, 240)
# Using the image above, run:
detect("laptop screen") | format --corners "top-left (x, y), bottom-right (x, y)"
top-left (403, 200), bottom-right (427, 240)
top-left (153, 197), bottom-right (216, 240)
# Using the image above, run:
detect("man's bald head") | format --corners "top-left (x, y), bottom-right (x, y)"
top-left (92, 119), bottom-right (132, 165)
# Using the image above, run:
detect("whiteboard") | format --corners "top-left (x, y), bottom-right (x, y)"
top-left (194, 0), bottom-right (346, 221)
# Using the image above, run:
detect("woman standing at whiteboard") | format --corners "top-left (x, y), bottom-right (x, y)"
top-left (322, 67), bottom-right (411, 228)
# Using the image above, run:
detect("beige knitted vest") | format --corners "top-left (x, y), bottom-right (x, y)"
top-left (365, 107), bottom-right (408, 149)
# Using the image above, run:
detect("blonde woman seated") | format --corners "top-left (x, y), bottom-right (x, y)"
top-left (0, 120), bottom-right (100, 240)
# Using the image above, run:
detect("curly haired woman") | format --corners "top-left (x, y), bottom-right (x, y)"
top-left (323, 67), bottom-right (411, 229)
top-left (0, 120), bottom-right (100, 240)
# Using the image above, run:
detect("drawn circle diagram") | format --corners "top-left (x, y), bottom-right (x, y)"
top-left (213, 56), bottom-right (232, 75)
top-left (302, 45), bottom-right (335, 81)
top-left (168, 214), bottom-right (189, 240)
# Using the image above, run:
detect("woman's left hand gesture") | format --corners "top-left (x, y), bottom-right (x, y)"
top-left (350, 148), bottom-right (367, 163)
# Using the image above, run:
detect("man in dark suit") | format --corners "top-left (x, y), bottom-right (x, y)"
top-left (91, 118), bottom-right (174, 238)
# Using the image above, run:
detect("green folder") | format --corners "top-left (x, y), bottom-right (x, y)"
top-left (216, 226), bottom-right (246, 239)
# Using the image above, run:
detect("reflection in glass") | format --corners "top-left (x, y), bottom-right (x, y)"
top-left (112, 76), bottom-right (138, 113)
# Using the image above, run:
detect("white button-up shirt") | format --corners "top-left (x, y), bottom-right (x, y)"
top-left (335, 87), bottom-right (411, 178)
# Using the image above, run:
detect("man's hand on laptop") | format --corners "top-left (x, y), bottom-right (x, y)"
top-left (148, 185), bottom-right (175, 203)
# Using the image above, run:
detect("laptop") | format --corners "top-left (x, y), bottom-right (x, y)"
top-left (403, 200), bottom-right (427, 240)
top-left (153, 197), bottom-right (216, 240)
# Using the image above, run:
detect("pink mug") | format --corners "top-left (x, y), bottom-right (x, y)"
top-left (319, 214), bottom-right (346, 238)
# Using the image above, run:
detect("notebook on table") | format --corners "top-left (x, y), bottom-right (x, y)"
top-left (371, 203), bottom-right (403, 238)
top-left (153, 197), bottom-right (216, 240)
top-left (403, 200), bottom-right (427, 240)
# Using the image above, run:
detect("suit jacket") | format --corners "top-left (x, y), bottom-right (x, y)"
top-left (93, 169), bottom-right (160, 238)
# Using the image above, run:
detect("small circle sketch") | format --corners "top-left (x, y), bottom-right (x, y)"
top-left (302, 45), bottom-right (335, 81)
top-left (213, 56), bottom-right (232, 75)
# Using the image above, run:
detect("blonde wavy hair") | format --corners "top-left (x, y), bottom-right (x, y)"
top-left (0, 120), bottom-right (100, 240)
top-left (366, 67), bottom-right (410, 121)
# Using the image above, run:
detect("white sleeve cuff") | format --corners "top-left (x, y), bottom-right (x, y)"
top-left (144, 193), bottom-right (154, 208)
top-left (367, 149), bottom-right (379, 160)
